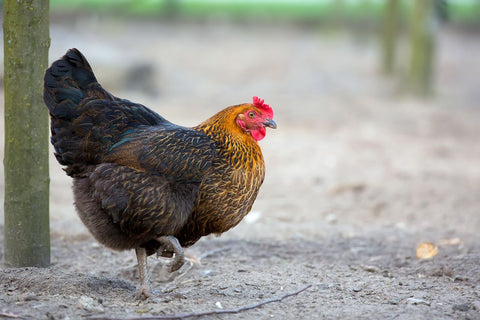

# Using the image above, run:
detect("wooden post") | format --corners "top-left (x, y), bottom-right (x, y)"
top-left (381, 0), bottom-right (399, 75)
top-left (3, 0), bottom-right (51, 267)
top-left (408, 0), bottom-right (436, 96)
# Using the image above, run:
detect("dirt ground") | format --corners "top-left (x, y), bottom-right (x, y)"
top-left (1, 17), bottom-right (480, 319)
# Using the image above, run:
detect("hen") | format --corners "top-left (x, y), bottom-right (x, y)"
top-left (44, 49), bottom-right (276, 298)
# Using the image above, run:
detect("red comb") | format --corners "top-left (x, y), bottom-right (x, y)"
top-left (252, 96), bottom-right (274, 119)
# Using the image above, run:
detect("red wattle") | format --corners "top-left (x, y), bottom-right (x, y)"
top-left (251, 127), bottom-right (266, 141)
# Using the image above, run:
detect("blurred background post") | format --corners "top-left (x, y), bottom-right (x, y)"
top-left (408, 0), bottom-right (437, 96)
top-left (381, 0), bottom-right (399, 75)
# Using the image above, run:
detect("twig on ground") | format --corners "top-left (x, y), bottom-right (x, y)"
top-left (88, 284), bottom-right (312, 320)
top-left (0, 311), bottom-right (25, 319)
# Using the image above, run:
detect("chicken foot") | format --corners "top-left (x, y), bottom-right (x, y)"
top-left (156, 235), bottom-right (185, 272)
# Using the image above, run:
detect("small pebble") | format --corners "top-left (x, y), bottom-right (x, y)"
top-left (453, 303), bottom-right (471, 312)
top-left (77, 295), bottom-right (104, 313)
top-left (382, 270), bottom-right (394, 278)
top-left (453, 276), bottom-right (468, 282)
top-left (362, 265), bottom-right (380, 273)
top-left (325, 213), bottom-right (338, 224)
top-left (406, 297), bottom-right (431, 306)
top-left (23, 294), bottom-right (39, 301)
top-left (201, 270), bottom-right (213, 277)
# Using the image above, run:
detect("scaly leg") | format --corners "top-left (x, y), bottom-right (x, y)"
top-left (135, 247), bottom-right (156, 299)
top-left (156, 235), bottom-right (185, 272)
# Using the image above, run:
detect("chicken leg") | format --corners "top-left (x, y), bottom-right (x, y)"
top-left (135, 236), bottom-right (185, 299)
top-left (135, 247), bottom-right (156, 299)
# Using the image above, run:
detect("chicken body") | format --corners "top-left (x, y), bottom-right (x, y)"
top-left (44, 49), bottom-right (276, 298)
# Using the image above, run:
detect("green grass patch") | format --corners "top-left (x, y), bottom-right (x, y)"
top-left (49, 0), bottom-right (480, 24)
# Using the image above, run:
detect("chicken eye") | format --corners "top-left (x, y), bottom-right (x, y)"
top-left (248, 111), bottom-right (256, 119)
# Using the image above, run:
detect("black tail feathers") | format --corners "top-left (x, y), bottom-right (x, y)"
top-left (44, 49), bottom-right (165, 177)
top-left (43, 48), bottom-right (114, 119)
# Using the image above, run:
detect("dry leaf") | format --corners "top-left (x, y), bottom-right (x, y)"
top-left (416, 242), bottom-right (438, 260)
top-left (439, 238), bottom-right (463, 246)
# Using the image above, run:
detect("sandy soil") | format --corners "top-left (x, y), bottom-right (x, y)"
top-left (1, 17), bottom-right (480, 319)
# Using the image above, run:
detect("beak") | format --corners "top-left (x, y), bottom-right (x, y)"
top-left (262, 119), bottom-right (277, 129)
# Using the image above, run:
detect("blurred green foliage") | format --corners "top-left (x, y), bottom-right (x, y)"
top-left (48, 0), bottom-right (480, 25)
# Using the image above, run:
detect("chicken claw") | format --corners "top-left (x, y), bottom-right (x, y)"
top-left (157, 235), bottom-right (185, 272)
